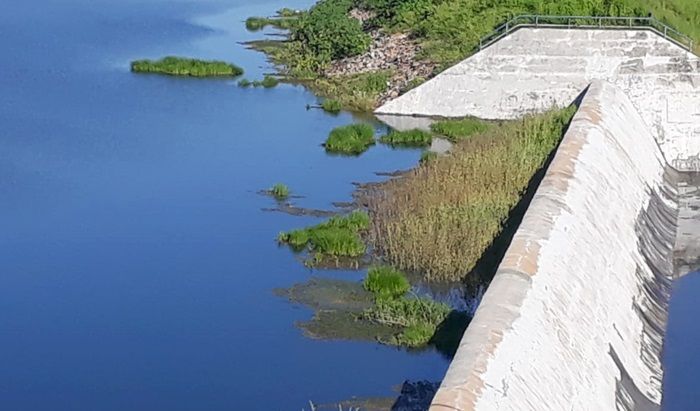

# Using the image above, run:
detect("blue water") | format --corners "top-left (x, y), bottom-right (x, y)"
top-left (0, 0), bottom-right (449, 409)
top-left (662, 272), bottom-right (700, 410)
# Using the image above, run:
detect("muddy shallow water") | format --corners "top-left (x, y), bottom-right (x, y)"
top-left (0, 0), bottom-right (450, 409)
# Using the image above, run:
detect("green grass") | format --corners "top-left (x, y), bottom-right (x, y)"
top-left (131, 56), bottom-right (243, 77)
top-left (364, 266), bottom-right (411, 300)
top-left (364, 296), bottom-right (451, 347)
top-left (238, 79), bottom-right (252, 88)
top-left (430, 117), bottom-right (490, 142)
top-left (371, 105), bottom-right (577, 281)
top-left (321, 99), bottom-right (342, 114)
top-left (311, 71), bottom-right (392, 112)
top-left (324, 124), bottom-right (375, 155)
top-left (245, 16), bottom-right (298, 31)
top-left (270, 183), bottom-right (290, 200)
top-left (278, 210), bottom-right (370, 261)
top-left (380, 129), bottom-right (433, 147)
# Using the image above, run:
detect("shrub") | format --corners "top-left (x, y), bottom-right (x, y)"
top-left (324, 123), bottom-right (375, 154)
top-left (364, 266), bottom-right (411, 300)
top-left (131, 57), bottom-right (243, 77)
top-left (430, 117), bottom-right (489, 142)
top-left (291, 0), bottom-right (371, 66)
top-left (380, 129), bottom-right (432, 146)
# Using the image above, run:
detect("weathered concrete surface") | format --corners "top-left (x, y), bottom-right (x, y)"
top-left (375, 28), bottom-right (700, 170)
top-left (430, 81), bottom-right (678, 411)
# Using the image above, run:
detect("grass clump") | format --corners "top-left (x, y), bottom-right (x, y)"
top-left (324, 123), bottom-right (375, 155)
top-left (256, 75), bottom-right (280, 88)
top-left (278, 210), bottom-right (370, 261)
top-left (238, 79), bottom-right (252, 88)
top-left (270, 183), bottom-right (290, 200)
top-left (312, 71), bottom-right (392, 112)
top-left (131, 56), bottom-right (243, 77)
top-left (430, 117), bottom-right (490, 142)
top-left (363, 266), bottom-right (411, 300)
top-left (321, 99), bottom-right (342, 114)
top-left (380, 129), bottom-right (433, 147)
top-left (370, 105), bottom-right (577, 281)
top-left (364, 296), bottom-right (451, 347)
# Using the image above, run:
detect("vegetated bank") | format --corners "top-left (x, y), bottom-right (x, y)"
top-left (247, 0), bottom-right (700, 112)
top-left (130, 56), bottom-right (244, 77)
top-left (368, 106), bottom-right (577, 282)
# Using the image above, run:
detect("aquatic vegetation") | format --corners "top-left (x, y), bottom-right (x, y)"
top-left (430, 117), bottom-right (490, 142)
top-left (130, 56), bottom-right (243, 77)
top-left (370, 106), bottom-right (577, 281)
top-left (363, 266), bottom-right (411, 300)
top-left (278, 210), bottom-right (370, 261)
top-left (324, 124), bottom-right (375, 155)
top-left (321, 99), bottom-right (342, 114)
top-left (270, 183), bottom-right (290, 200)
top-left (364, 296), bottom-right (451, 347)
top-left (380, 129), bottom-right (432, 147)
top-left (238, 76), bottom-right (280, 88)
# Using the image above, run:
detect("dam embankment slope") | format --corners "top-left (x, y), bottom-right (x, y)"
top-left (430, 81), bottom-right (679, 411)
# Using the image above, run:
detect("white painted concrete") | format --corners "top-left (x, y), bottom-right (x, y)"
top-left (430, 81), bottom-right (677, 411)
top-left (375, 28), bottom-right (700, 170)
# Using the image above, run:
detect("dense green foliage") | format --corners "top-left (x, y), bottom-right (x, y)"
top-left (270, 183), bottom-right (290, 200)
top-left (430, 117), bottom-right (490, 141)
top-left (131, 57), bottom-right (243, 77)
top-left (370, 106), bottom-right (577, 281)
top-left (364, 266), bottom-right (411, 300)
top-left (325, 123), bottom-right (376, 154)
top-left (278, 211), bottom-right (370, 262)
top-left (291, 0), bottom-right (371, 68)
top-left (380, 129), bottom-right (433, 146)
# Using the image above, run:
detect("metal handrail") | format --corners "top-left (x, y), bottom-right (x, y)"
top-left (478, 15), bottom-right (695, 52)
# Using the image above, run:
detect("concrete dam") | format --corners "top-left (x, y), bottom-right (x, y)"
top-left (376, 23), bottom-right (700, 411)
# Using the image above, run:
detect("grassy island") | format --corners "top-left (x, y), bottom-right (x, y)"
top-left (278, 210), bottom-right (369, 264)
top-left (324, 123), bottom-right (375, 155)
top-left (130, 57), bottom-right (243, 77)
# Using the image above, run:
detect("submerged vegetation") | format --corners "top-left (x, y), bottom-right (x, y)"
top-left (369, 106), bottom-right (577, 281)
top-left (238, 75), bottom-right (280, 88)
top-left (130, 57), bottom-right (243, 77)
top-left (278, 210), bottom-right (370, 264)
top-left (380, 129), bottom-right (433, 147)
top-left (324, 123), bottom-right (375, 155)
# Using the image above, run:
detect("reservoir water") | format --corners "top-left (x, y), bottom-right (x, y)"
top-left (0, 0), bottom-right (449, 409)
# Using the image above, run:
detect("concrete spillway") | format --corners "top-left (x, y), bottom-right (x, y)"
top-left (373, 27), bottom-right (700, 411)
top-left (376, 28), bottom-right (700, 170)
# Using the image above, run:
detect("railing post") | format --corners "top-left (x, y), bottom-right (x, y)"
top-left (598, 17), bottom-right (602, 28)
top-left (535, 15), bottom-right (539, 27)
top-left (664, 26), bottom-right (668, 39)
top-left (506, 21), bottom-right (509, 33)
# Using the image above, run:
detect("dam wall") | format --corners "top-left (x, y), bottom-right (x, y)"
top-left (375, 28), bottom-right (700, 170)
top-left (429, 81), bottom-right (679, 410)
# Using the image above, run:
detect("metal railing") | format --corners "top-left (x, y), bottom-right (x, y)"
top-left (478, 15), bottom-right (695, 52)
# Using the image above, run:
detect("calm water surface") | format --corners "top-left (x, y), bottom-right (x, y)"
top-left (0, 0), bottom-right (449, 409)
top-left (662, 272), bottom-right (700, 410)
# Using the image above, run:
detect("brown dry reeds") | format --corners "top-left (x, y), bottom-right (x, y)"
top-left (368, 106), bottom-right (577, 282)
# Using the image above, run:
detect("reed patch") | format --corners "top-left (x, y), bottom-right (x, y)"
top-left (131, 57), bottom-right (243, 77)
